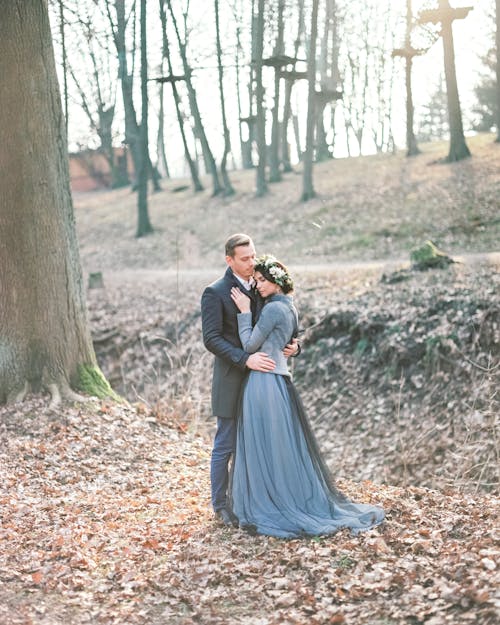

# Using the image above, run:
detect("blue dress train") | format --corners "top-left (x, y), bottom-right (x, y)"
top-left (230, 294), bottom-right (384, 538)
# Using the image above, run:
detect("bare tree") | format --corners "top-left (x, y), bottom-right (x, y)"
top-left (215, 0), bottom-right (235, 195)
top-left (229, 0), bottom-right (254, 170)
top-left (0, 0), bottom-right (108, 405)
top-left (105, 1), bottom-right (141, 184)
top-left (254, 0), bottom-right (268, 197)
top-left (315, 0), bottom-right (341, 161)
top-left (282, 0), bottom-right (306, 171)
top-left (342, 12), bottom-right (371, 154)
top-left (369, 3), bottom-right (397, 153)
top-left (268, 0), bottom-right (285, 183)
top-left (418, 0), bottom-right (471, 161)
top-left (301, 0), bottom-right (319, 201)
top-left (165, 0), bottom-right (223, 196)
top-left (64, 2), bottom-right (129, 188)
top-left (393, 0), bottom-right (421, 156)
top-left (158, 0), bottom-right (203, 191)
top-left (156, 73), bottom-right (170, 179)
top-left (136, 0), bottom-right (153, 237)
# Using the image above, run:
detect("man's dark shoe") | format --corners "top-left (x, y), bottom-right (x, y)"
top-left (215, 507), bottom-right (239, 528)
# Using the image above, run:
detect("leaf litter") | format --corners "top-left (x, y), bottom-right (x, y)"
top-left (1, 391), bottom-right (498, 624)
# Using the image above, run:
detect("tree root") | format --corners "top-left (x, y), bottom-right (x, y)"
top-left (5, 379), bottom-right (90, 409)
top-left (47, 383), bottom-right (61, 410)
top-left (6, 381), bottom-right (29, 404)
top-left (3, 364), bottom-right (119, 407)
top-left (48, 380), bottom-right (89, 409)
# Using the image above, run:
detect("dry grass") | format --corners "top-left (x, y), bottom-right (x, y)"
top-left (75, 132), bottom-right (500, 276)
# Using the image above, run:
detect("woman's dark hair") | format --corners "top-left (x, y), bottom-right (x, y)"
top-left (254, 255), bottom-right (294, 294)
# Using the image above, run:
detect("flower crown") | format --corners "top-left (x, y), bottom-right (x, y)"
top-left (254, 255), bottom-right (294, 293)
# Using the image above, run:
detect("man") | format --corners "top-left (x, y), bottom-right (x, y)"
top-left (201, 233), bottom-right (298, 527)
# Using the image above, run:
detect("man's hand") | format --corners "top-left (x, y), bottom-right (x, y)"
top-left (247, 352), bottom-right (276, 372)
top-left (283, 337), bottom-right (300, 358)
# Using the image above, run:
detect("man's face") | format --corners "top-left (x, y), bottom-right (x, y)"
top-left (226, 243), bottom-right (256, 280)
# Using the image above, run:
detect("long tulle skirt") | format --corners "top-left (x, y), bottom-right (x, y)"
top-left (230, 372), bottom-right (385, 538)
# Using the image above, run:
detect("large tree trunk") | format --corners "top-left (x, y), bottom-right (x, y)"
top-left (301, 0), bottom-right (319, 201)
top-left (0, 0), bottom-right (104, 405)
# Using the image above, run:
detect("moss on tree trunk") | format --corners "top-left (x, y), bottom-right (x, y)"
top-left (77, 365), bottom-right (122, 402)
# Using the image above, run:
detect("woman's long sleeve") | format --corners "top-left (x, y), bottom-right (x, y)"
top-left (237, 307), bottom-right (276, 353)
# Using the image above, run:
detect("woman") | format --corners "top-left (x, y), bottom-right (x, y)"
top-left (229, 255), bottom-right (384, 538)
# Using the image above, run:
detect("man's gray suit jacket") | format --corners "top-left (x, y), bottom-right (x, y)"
top-left (201, 267), bottom-right (262, 419)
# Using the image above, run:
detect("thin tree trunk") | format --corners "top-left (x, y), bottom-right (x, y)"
top-left (315, 0), bottom-right (332, 162)
top-left (243, 0), bottom-right (258, 170)
top-left (293, 113), bottom-right (302, 160)
top-left (156, 83), bottom-right (170, 178)
top-left (136, 0), bottom-right (153, 237)
top-left (282, 79), bottom-right (294, 171)
top-left (159, 0), bottom-right (203, 192)
top-left (269, 0), bottom-right (285, 182)
top-left (255, 0), bottom-right (268, 196)
top-left (107, 0), bottom-right (142, 186)
top-left (406, 0), bottom-right (420, 156)
top-left (405, 55), bottom-right (420, 156)
top-left (235, 24), bottom-right (249, 169)
top-left (282, 0), bottom-right (305, 172)
top-left (301, 0), bottom-right (319, 201)
top-left (58, 0), bottom-right (68, 136)
top-left (439, 0), bottom-right (470, 161)
top-left (215, 0), bottom-right (235, 195)
top-left (165, 0), bottom-right (222, 196)
top-left (496, 0), bottom-right (500, 142)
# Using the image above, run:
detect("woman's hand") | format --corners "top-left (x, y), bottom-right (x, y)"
top-left (231, 287), bottom-right (251, 313)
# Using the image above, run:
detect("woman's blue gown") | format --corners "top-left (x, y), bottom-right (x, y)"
top-left (230, 295), bottom-right (384, 538)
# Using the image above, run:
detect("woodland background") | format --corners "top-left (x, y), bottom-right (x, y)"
top-left (0, 0), bottom-right (499, 624)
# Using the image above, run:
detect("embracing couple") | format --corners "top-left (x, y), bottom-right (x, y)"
top-left (201, 233), bottom-right (384, 538)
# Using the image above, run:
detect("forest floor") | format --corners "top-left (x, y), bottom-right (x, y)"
top-left (1, 134), bottom-right (499, 624)
top-left (0, 399), bottom-right (498, 625)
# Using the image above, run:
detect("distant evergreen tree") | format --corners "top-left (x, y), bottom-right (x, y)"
top-left (472, 47), bottom-right (497, 132)
top-left (416, 75), bottom-right (449, 142)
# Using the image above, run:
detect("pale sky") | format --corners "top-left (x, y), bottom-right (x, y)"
top-left (56, 0), bottom-right (495, 173)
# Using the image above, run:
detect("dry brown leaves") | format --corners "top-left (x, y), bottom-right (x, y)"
top-left (0, 399), bottom-right (498, 624)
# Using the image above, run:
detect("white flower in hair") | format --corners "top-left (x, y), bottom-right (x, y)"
top-left (269, 266), bottom-right (286, 280)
